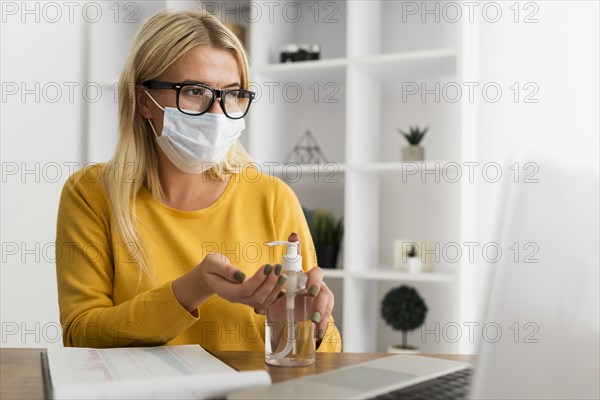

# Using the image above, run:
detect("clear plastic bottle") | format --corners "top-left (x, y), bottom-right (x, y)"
top-left (265, 241), bottom-right (315, 367)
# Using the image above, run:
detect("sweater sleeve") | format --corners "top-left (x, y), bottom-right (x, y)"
top-left (273, 179), bottom-right (343, 352)
top-left (55, 167), bottom-right (199, 348)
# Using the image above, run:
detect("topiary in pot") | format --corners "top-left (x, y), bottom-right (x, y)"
top-left (381, 285), bottom-right (428, 352)
top-left (398, 125), bottom-right (428, 162)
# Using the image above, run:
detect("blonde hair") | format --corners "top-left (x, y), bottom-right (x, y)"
top-left (102, 10), bottom-right (253, 280)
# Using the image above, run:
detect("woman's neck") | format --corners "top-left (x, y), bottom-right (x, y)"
top-left (155, 151), bottom-right (229, 211)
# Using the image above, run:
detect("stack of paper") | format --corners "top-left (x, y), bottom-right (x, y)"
top-left (44, 345), bottom-right (271, 399)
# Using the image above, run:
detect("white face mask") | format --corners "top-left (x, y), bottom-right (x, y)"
top-left (145, 91), bottom-right (245, 174)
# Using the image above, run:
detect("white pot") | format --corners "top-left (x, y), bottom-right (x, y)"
top-left (402, 145), bottom-right (424, 161)
top-left (393, 240), bottom-right (435, 272)
top-left (407, 257), bottom-right (423, 274)
top-left (387, 345), bottom-right (420, 354)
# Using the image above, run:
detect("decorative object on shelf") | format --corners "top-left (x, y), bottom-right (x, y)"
top-left (393, 240), bottom-right (434, 272)
top-left (398, 125), bottom-right (428, 162)
top-left (381, 285), bottom-right (428, 354)
top-left (280, 44), bottom-right (320, 63)
top-left (224, 22), bottom-right (246, 48)
top-left (307, 209), bottom-right (343, 269)
top-left (284, 130), bottom-right (328, 164)
top-left (405, 244), bottom-right (423, 274)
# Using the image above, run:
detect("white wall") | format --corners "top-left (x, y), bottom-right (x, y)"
top-left (1, 5), bottom-right (84, 347)
top-left (461, 0), bottom-right (599, 352)
top-left (477, 0), bottom-right (599, 240)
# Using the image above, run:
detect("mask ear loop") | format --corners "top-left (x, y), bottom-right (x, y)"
top-left (143, 89), bottom-right (164, 139)
top-left (147, 119), bottom-right (160, 139)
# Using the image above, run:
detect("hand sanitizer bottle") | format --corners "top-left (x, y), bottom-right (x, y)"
top-left (265, 240), bottom-right (315, 367)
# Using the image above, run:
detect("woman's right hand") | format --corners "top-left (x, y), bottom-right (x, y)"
top-left (173, 253), bottom-right (287, 315)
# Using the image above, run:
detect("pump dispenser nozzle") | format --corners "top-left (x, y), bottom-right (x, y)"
top-left (266, 241), bottom-right (302, 272)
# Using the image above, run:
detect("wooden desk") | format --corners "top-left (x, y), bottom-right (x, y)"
top-left (0, 348), bottom-right (473, 399)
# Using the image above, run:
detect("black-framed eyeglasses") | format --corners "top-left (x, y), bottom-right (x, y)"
top-left (143, 80), bottom-right (255, 119)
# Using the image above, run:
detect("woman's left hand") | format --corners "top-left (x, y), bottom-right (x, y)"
top-left (305, 264), bottom-right (334, 341)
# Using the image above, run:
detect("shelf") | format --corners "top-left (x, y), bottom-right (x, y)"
top-left (322, 269), bottom-right (346, 279)
top-left (257, 163), bottom-right (346, 183)
top-left (252, 58), bottom-right (347, 84)
top-left (323, 268), bottom-right (454, 283)
top-left (255, 58), bottom-right (348, 73)
top-left (353, 48), bottom-right (457, 82)
top-left (349, 161), bottom-right (457, 172)
top-left (251, 47), bottom-right (456, 83)
top-left (352, 268), bottom-right (454, 282)
top-left (266, 162), bottom-right (345, 174)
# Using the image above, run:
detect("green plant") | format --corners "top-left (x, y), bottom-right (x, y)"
top-left (381, 285), bottom-right (428, 349)
top-left (406, 244), bottom-right (417, 258)
top-left (309, 209), bottom-right (344, 246)
top-left (398, 125), bottom-right (428, 146)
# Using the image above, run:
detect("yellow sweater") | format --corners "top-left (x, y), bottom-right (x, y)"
top-left (56, 164), bottom-right (342, 352)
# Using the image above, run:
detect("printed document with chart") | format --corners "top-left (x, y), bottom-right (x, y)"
top-left (44, 345), bottom-right (271, 399)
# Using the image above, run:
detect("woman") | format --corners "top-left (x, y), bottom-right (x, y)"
top-left (55, 10), bottom-right (341, 352)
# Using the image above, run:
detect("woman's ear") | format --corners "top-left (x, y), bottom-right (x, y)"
top-left (135, 84), bottom-right (153, 120)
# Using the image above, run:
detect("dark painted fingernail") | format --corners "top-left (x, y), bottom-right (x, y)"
top-left (263, 264), bottom-right (272, 275)
top-left (309, 285), bottom-right (318, 297)
top-left (277, 275), bottom-right (287, 286)
top-left (311, 311), bottom-right (321, 324)
top-left (233, 271), bottom-right (245, 282)
top-left (277, 291), bottom-right (286, 298)
top-left (316, 329), bottom-right (325, 340)
top-left (274, 264), bottom-right (282, 276)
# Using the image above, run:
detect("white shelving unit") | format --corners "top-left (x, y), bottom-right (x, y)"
top-left (323, 268), bottom-right (454, 283)
top-left (245, 0), bottom-right (464, 353)
top-left (92, 0), bottom-right (466, 353)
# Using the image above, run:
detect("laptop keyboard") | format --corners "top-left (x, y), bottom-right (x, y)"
top-left (371, 368), bottom-right (473, 400)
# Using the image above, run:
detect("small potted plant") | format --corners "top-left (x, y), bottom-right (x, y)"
top-left (381, 285), bottom-right (428, 353)
top-left (398, 125), bottom-right (428, 161)
top-left (406, 244), bottom-right (423, 274)
top-left (308, 209), bottom-right (344, 269)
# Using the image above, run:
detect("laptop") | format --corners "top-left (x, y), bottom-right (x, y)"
top-left (229, 156), bottom-right (600, 400)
